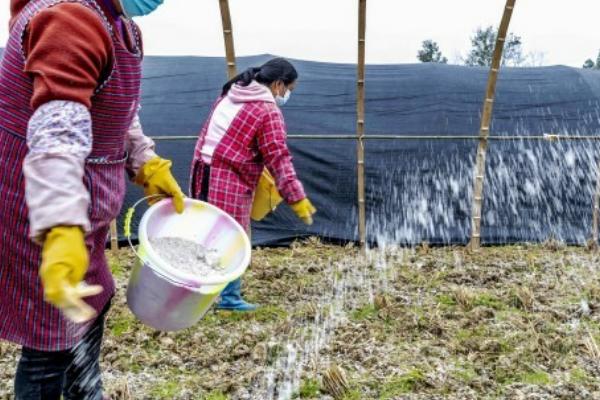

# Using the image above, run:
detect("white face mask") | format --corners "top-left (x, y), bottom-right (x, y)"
top-left (275, 89), bottom-right (291, 107)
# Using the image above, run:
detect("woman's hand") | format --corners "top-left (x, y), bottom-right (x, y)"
top-left (135, 157), bottom-right (185, 213)
top-left (39, 226), bottom-right (103, 323)
top-left (290, 198), bottom-right (317, 225)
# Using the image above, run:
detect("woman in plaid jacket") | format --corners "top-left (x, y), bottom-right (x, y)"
top-left (190, 58), bottom-right (316, 311)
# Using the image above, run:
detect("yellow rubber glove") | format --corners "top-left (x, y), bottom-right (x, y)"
top-left (290, 198), bottom-right (317, 225)
top-left (39, 226), bottom-right (103, 323)
top-left (135, 156), bottom-right (185, 213)
top-left (251, 168), bottom-right (283, 221)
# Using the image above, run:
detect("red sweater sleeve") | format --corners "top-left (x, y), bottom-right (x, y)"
top-left (23, 3), bottom-right (113, 110)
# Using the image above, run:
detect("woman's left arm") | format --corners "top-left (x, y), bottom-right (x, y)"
top-left (125, 112), bottom-right (157, 177)
top-left (126, 112), bottom-right (185, 213)
top-left (256, 104), bottom-right (306, 204)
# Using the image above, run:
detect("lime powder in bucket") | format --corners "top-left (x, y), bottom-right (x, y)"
top-left (149, 237), bottom-right (224, 276)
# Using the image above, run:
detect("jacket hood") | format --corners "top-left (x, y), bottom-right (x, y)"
top-left (227, 80), bottom-right (275, 104)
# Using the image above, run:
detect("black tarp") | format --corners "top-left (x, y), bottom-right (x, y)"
top-left (4, 50), bottom-right (600, 246)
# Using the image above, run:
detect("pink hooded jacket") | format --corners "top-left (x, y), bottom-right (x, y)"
top-left (191, 81), bottom-right (306, 230)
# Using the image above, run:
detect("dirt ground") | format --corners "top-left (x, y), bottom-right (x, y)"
top-left (2, 239), bottom-right (600, 399)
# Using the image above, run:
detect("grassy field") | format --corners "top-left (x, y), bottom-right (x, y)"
top-left (2, 239), bottom-right (600, 399)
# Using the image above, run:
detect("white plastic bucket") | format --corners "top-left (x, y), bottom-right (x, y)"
top-left (125, 198), bottom-right (251, 331)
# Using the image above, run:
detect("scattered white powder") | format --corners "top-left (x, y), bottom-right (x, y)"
top-left (150, 237), bottom-right (223, 276)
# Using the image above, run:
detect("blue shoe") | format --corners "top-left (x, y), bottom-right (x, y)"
top-left (215, 278), bottom-right (258, 312)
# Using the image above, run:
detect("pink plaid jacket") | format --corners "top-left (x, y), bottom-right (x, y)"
top-left (190, 89), bottom-right (306, 230)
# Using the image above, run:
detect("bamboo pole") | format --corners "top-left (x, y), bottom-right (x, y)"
top-left (219, 0), bottom-right (250, 245)
top-left (110, 219), bottom-right (119, 254)
top-left (468, 0), bottom-right (517, 250)
top-left (356, 0), bottom-right (367, 249)
top-left (592, 160), bottom-right (600, 248)
top-left (218, 0), bottom-right (237, 79)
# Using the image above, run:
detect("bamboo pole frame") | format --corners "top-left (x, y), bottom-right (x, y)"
top-left (219, 0), bottom-right (237, 79)
top-left (124, 0), bottom-right (596, 250)
top-left (120, 0), bottom-right (597, 249)
top-left (356, 0), bottom-right (367, 248)
top-left (468, 0), bottom-right (517, 250)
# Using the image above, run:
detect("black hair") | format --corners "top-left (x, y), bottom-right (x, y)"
top-left (221, 57), bottom-right (298, 96)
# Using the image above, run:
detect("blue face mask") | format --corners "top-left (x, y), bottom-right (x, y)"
top-left (119, 0), bottom-right (164, 18)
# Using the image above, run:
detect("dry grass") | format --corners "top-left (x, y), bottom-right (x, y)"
top-left (2, 241), bottom-right (600, 399)
top-left (322, 365), bottom-right (350, 399)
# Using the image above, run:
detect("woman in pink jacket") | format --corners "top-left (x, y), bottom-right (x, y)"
top-left (190, 58), bottom-right (316, 311)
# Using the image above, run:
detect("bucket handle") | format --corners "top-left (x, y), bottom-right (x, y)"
top-left (123, 194), bottom-right (165, 258)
